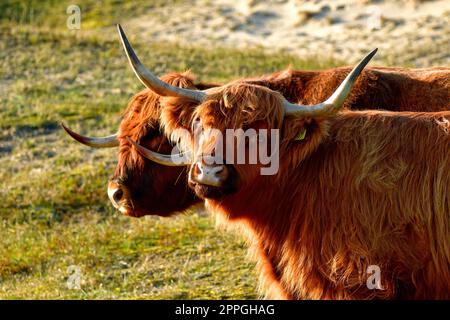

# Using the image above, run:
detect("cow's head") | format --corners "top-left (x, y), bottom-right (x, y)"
top-left (123, 39), bottom-right (376, 201)
top-left (61, 26), bottom-right (218, 217)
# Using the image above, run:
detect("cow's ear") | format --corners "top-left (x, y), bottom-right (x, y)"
top-left (280, 118), bottom-right (328, 168)
top-left (282, 117), bottom-right (328, 151)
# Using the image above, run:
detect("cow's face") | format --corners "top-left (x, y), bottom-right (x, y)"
top-left (110, 122), bottom-right (193, 217)
top-left (184, 83), bottom-right (286, 200)
top-left (108, 74), bottom-right (188, 217)
top-left (108, 72), bottom-right (211, 217)
top-left (62, 72), bottom-right (215, 217)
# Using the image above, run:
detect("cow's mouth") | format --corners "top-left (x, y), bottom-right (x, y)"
top-left (121, 207), bottom-right (146, 218)
top-left (113, 200), bottom-right (142, 217)
top-left (189, 180), bottom-right (227, 199)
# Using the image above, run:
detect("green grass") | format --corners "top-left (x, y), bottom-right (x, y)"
top-left (0, 0), bottom-right (185, 28)
top-left (0, 1), bottom-right (348, 299)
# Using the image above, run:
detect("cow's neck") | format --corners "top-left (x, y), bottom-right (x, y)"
top-left (205, 178), bottom-right (302, 298)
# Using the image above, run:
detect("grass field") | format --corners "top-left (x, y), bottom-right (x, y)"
top-left (0, 1), bottom-right (397, 299)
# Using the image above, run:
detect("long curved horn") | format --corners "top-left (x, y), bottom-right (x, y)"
top-left (117, 24), bottom-right (206, 102)
top-left (284, 48), bottom-right (377, 117)
top-left (61, 123), bottom-right (119, 148)
top-left (126, 137), bottom-right (190, 166)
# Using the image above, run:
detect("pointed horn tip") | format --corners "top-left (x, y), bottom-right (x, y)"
top-left (117, 23), bottom-right (206, 102)
top-left (60, 122), bottom-right (75, 136)
top-left (367, 48), bottom-right (378, 59)
top-left (360, 48), bottom-right (378, 65)
top-left (117, 24), bottom-right (130, 49)
top-left (60, 122), bottom-right (74, 138)
top-left (283, 48), bottom-right (379, 117)
top-left (60, 122), bottom-right (84, 141)
top-left (117, 23), bottom-right (124, 35)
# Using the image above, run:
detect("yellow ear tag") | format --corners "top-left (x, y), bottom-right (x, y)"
top-left (294, 128), bottom-right (307, 141)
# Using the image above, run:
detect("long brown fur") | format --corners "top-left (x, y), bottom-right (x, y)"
top-left (174, 82), bottom-right (450, 299)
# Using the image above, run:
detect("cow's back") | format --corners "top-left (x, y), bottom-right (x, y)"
top-left (268, 66), bottom-right (450, 112)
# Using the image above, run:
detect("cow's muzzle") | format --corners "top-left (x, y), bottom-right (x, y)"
top-left (108, 179), bottom-right (134, 215)
top-left (188, 156), bottom-right (237, 199)
top-left (190, 161), bottom-right (228, 187)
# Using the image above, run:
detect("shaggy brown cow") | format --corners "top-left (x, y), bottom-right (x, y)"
top-left (62, 25), bottom-right (449, 218)
top-left (62, 71), bottom-right (216, 217)
top-left (132, 50), bottom-right (450, 299)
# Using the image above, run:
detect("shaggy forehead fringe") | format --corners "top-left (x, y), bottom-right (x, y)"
top-left (192, 81), bottom-right (286, 130)
top-left (121, 71), bottom-right (195, 133)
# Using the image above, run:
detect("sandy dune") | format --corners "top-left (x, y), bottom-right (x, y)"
top-left (128, 0), bottom-right (449, 67)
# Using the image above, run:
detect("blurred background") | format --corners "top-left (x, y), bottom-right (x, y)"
top-left (0, 0), bottom-right (448, 299)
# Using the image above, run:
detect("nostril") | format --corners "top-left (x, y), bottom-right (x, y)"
top-left (113, 188), bottom-right (124, 203)
top-left (195, 162), bottom-right (203, 175)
